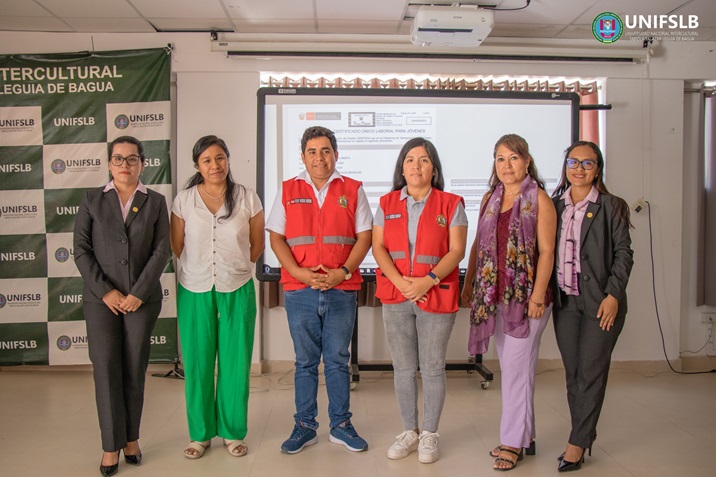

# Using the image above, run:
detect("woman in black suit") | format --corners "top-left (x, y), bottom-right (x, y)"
top-left (551, 141), bottom-right (633, 472)
top-left (74, 136), bottom-right (170, 476)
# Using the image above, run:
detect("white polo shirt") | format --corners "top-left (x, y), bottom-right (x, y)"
top-left (172, 185), bottom-right (263, 293)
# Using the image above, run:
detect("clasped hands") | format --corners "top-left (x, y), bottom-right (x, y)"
top-left (297, 265), bottom-right (346, 291)
top-left (398, 275), bottom-right (433, 303)
top-left (102, 289), bottom-right (144, 315)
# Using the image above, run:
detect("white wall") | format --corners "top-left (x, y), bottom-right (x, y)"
top-left (2, 32), bottom-right (715, 364)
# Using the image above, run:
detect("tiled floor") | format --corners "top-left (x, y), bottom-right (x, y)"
top-left (1, 365), bottom-right (715, 477)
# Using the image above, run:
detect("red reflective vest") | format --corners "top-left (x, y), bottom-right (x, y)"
top-left (375, 189), bottom-right (463, 313)
top-left (281, 176), bottom-right (363, 291)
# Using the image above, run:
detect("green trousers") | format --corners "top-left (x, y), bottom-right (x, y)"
top-left (178, 280), bottom-right (256, 441)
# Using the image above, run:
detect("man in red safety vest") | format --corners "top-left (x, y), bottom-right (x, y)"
top-left (266, 126), bottom-right (372, 455)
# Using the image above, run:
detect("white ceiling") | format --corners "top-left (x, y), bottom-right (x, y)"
top-left (0, 0), bottom-right (714, 41)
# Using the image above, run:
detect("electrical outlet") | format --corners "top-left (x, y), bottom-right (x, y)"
top-left (631, 197), bottom-right (647, 213)
top-left (702, 312), bottom-right (716, 324)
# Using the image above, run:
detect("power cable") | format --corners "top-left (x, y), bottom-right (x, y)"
top-left (645, 201), bottom-right (716, 374)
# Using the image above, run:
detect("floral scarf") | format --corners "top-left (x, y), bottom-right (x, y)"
top-left (468, 176), bottom-right (539, 355)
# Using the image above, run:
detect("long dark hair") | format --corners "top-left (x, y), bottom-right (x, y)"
top-left (391, 137), bottom-right (445, 191)
top-left (108, 135), bottom-right (145, 161)
top-left (186, 135), bottom-right (244, 222)
top-left (487, 134), bottom-right (546, 193)
top-left (553, 140), bottom-right (632, 227)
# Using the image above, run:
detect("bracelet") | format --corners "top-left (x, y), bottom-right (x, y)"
top-left (529, 298), bottom-right (545, 307)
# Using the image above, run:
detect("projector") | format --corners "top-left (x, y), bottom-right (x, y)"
top-left (411, 6), bottom-right (495, 48)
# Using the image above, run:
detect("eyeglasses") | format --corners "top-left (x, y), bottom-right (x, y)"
top-left (566, 158), bottom-right (597, 171)
top-left (110, 154), bottom-right (141, 166)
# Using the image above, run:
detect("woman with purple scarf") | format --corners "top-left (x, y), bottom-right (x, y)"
top-left (550, 141), bottom-right (633, 472)
top-left (461, 134), bottom-right (556, 472)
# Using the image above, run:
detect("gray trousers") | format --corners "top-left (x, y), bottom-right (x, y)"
top-left (84, 301), bottom-right (160, 452)
top-left (383, 301), bottom-right (456, 433)
top-left (553, 293), bottom-right (624, 449)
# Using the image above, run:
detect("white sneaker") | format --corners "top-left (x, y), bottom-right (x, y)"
top-left (418, 431), bottom-right (440, 464)
top-left (387, 430), bottom-right (419, 460)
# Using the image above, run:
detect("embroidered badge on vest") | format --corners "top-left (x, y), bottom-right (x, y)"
top-left (436, 214), bottom-right (447, 227)
top-left (338, 195), bottom-right (348, 208)
top-left (286, 198), bottom-right (313, 205)
top-left (385, 213), bottom-right (402, 220)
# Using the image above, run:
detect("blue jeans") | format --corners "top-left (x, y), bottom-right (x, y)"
top-left (284, 287), bottom-right (357, 430)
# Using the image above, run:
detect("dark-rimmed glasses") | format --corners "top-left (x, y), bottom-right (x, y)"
top-left (566, 158), bottom-right (597, 171)
top-left (110, 154), bottom-right (141, 166)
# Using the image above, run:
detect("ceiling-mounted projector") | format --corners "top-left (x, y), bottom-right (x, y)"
top-left (411, 6), bottom-right (495, 47)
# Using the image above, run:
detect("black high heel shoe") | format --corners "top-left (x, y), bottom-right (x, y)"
top-left (123, 450), bottom-right (142, 466)
top-left (557, 447), bottom-right (590, 472)
top-left (557, 446), bottom-right (591, 462)
top-left (99, 451), bottom-right (120, 477)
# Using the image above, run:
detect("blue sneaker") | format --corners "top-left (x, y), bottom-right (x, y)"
top-left (280, 423), bottom-right (317, 454)
top-left (329, 421), bottom-right (368, 452)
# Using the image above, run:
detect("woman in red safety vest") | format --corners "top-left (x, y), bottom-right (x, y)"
top-left (372, 137), bottom-right (467, 464)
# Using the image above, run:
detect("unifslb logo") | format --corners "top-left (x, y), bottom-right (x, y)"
top-left (51, 159), bottom-right (67, 174)
top-left (55, 247), bottom-right (71, 263)
top-left (0, 293), bottom-right (6, 309)
top-left (593, 12), bottom-right (623, 44)
top-left (115, 114), bottom-right (129, 129)
top-left (57, 335), bottom-right (72, 351)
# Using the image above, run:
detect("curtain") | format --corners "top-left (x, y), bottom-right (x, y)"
top-left (264, 75), bottom-right (598, 95)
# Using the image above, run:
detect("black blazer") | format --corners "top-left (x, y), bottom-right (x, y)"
top-left (552, 192), bottom-right (634, 318)
top-left (74, 186), bottom-right (171, 305)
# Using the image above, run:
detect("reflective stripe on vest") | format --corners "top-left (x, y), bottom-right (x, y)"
top-left (416, 254), bottom-right (441, 265)
top-left (323, 236), bottom-right (357, 245)
top-left (286, 236), bottom-right (315, 246)
top-left (287, 236), bottom-right (355, 246)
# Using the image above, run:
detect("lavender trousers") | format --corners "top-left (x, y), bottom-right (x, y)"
top-left (493, 303), bottom-right (552, 449)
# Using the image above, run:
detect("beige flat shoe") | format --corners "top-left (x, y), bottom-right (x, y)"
top-left (225, 439), bottom-right (248, 457)
top-left (184, 440), bottom-right (211, 459)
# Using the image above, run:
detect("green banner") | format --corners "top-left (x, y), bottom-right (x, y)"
top-left (0, 48), bottom-right (176, 366)
top-left (44, 188), bottom-right (91, 233)
top-left (47, 277), bottom-right (84, 322)
top-left (0, 146), bottom-right (44, 190)
top-left (149, 317), bottom-right (178, 362)
top-left (0, 234), bottom-right (47, 278)
top-left (0, 323), bottom-right (49, 365)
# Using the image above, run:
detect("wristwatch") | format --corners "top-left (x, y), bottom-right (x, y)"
top-left (340, 266), bottom-right (352, 280)
top-left (428, 271), bottom-right (440, 286)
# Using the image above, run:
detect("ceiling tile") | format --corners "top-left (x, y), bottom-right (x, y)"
top-left (0, 0), bottom-right (55, 16)
top-left (669, 0), bottom-right (716, 28)
top-left (572, 0), bottom-right (691, 24)
top-left (35, 0), bottom-right (139, 18)
top-left (490, 0), bottom-right (602, 25)
top-left (224, 0), bottom-right (315, 20)
top-left (132, 0), bottom-right (227, 18)
top-left (0, 16), bottom-right (72, 32)
top-left (64, 17), bottom-right (155, 33)
top-left (316, 0), bottom-right (407, 21)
